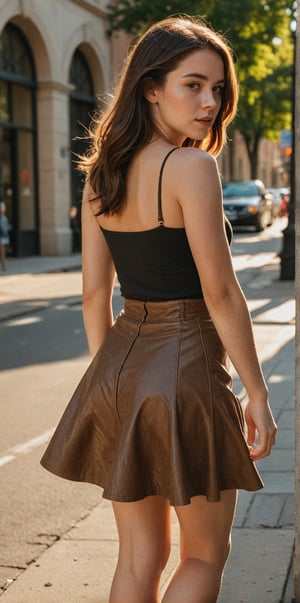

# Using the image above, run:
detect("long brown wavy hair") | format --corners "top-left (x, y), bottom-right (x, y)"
top-left (80, 16), bottom-right (239, 215)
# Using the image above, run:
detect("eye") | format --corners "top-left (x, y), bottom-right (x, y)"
top-left (187, 82), bottom-right (200, 89)
top-left (213, 85), bottom-right (224, 94)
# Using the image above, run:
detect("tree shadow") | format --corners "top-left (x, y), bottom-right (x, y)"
top-left (0, 293), bottom-right (123, 371)
top-left (232, 332), bottom-right (295, 400)
top-left (231, 219), bottom-right (285, 256)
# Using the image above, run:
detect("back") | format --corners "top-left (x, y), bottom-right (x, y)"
top-left (97, 145), bottom-right (185, 232)
top-left (99, 148), bottom-right (203, 301)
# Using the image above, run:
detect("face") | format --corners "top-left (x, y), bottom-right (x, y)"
top-left (148, 48), bottom-right (225, 146)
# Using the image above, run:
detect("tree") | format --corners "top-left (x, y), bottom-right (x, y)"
top-left (107, 0), bottom-right (294, 178)
top-left (107, 0), bottom-right (210, 35)
top-left (209, 0), bottom-right (293, 176)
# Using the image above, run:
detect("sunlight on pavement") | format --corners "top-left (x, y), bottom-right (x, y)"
top-left (256, 324), bottom-right (294, 364)
top-left (268, 374), bottom-right (285, 383)
top-left (5, 316), bottom-right (42, 327)
top-left (247, 299), bottom-right (271, 312)
top-left (254, 299), bottom-right (295, 323)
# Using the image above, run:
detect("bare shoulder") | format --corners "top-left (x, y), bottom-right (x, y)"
top-left (172, 147), bottom-right (218, 171)
top-left (169, 148), bottom-right (221, 207)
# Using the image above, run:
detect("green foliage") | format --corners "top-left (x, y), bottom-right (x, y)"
top-left (107, 1), bottom-right (209, 34)
top-left (107, 0), bottom-right (294, 176)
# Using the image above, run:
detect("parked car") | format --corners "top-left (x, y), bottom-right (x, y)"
top-left (267, 187), bottom-right (290, 217)
top-left (222, 180), bottom-right (275, 231)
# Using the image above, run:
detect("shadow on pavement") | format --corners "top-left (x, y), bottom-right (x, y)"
top-left (0, 297), bottom-right (87, 370)
top-left (0, 294), bottom-right (123, 371)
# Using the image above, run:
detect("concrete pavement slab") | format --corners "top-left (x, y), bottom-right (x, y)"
top-left (257, 447), bottom-right (294, 472)
top-left (219, 528), bottom-right (294, 603)
top-left (1, 539), bottom-right (116, 603)
top-left (2, 500), bottom-right (294, 603)
top-left (276, 428), bottom-right (295, 448)
top-left (2, 255), bottom-right (81, 276)
top-left (1, 503), bottom-right (180, 603)
top-left (242, 493), bottom-right (293, 528)
top-left (258, 471), bottom-right (294, 494)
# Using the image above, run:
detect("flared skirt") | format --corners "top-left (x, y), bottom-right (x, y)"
top-left (41, 298), bottom-right (263, 505)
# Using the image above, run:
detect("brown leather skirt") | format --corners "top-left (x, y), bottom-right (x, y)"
top-left (41, 298), bottom-right (263, 505)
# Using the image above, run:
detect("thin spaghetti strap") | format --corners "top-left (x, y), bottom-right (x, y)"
top-left (157, 147), bottom-right (179, 225)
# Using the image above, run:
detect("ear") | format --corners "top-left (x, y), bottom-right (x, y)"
top-left (143, 77), bottom-right (158, 104)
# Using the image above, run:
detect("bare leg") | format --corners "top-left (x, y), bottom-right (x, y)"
top-left (162, 490), bottom-right (237, 603)
top-left (0, 244), bottom-right (6, 271)
top-left (109, 495), bottom-right (171, 603)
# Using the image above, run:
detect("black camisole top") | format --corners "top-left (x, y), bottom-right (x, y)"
top-left (100, 148), bottom-right (231, 302)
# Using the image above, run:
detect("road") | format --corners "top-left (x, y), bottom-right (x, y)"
top-left (0, 218), bottom-right (287, 592)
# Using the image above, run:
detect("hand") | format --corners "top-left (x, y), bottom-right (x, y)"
top-left (243, 399), bottom-right (277, 461)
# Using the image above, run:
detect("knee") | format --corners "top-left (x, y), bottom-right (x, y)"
top-left (182, 536), bottom-right (231, 572)
top-left (119, 533), bottom-right (171, 577)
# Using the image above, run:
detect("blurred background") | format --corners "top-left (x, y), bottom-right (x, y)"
top-left (0, 0), bottom-right (296, 257)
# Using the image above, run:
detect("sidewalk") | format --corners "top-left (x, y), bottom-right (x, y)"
top-left (0, 249), bottom-right (295, 603)
top-left (0, 254), bottom-right (82, 322)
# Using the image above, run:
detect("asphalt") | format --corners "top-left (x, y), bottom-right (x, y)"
top-left (0, 231), bottom-right (296, 603)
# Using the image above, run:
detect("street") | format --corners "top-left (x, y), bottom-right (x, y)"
top-left (0, 217), bottom-right (292, 594)
top-left (0, 272), bottom-right (124, 590)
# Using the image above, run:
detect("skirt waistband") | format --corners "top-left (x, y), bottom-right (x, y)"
top-left (123, 298), bottom-right (210, 322)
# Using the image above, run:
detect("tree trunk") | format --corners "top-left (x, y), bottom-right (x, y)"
top-left (226, 127), bottom-right (236, 180)
top-left (228, 135), bottom-right (235, 181)
top-left (242, 134), bottom-right (260, 179)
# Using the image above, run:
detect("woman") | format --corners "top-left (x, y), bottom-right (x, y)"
top-left (0, 202), bottom-right (10, 271)
top-left (41, 16), bottom-right (277, 603)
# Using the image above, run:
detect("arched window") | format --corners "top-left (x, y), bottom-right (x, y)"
top-left (0, 23), bottom-right (34, 78)
top-left (69, 49), bottom-right (96, 252)
top-left (0, 23), bottom-right (38, 256)
top-left (69, 48), bottom-right (94, 100)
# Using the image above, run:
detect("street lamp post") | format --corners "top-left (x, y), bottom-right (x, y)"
top-left (292, 2), bottom-right (299, 600)
top-left (280, 23), bottom-right (296, 281)
top-left (280, 187), bottom-right (295, 280)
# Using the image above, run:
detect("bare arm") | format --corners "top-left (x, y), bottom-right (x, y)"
top-left (174, 149), bottom-right (276, 460)
top-left (81, 184), bottom-right (116, 357)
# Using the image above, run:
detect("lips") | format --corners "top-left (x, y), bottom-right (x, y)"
top-left (195, 117), bottom-right (213, 125)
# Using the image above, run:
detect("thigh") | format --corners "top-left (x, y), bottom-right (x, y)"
top-left (112, 495), bottom-right (171, 571)
top-left (175, 490), bottom-right (238, 567)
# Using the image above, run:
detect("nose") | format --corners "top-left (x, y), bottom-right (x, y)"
top-left (201, 87), bottom-right (217, 109)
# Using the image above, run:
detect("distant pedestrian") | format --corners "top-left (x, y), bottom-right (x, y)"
top-left (69, 204), bottom-right (81, 252)
top-left (0, 202), bottom-right (10, 272)
top-left (41, 16), bottom-right (277, 603)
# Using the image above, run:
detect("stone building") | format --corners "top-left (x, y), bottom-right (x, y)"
top-left (247, 136), bottom-right (284, 186)
top-left (0, 0), bottom-right (288, 257)
top-left (0, 0), bottom-right (128, 256)
top-left (219, 131), bottom-right (286, 187)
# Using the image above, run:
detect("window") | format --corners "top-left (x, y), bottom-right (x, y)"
top-left (0, 24), bottom-right (34, 79)
top-left (69, 49), bottom-right (94, 99)
top-left (0, 23), bottom-right (38, 256)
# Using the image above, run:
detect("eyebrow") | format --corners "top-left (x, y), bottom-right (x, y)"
top-left (182, 72), bottom-right (225, 84)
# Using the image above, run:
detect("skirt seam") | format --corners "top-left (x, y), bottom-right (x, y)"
top-left (195, 316), bottom-right (219, 494)
top-left (115, 310), bottom-right (148, 428)
top-left (171, 318), bottom-right (184, 494)
top-left (195, 317), bottom-right (214, 409)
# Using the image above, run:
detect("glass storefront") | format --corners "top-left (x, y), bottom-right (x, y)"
top-left (0, 23), bottom-right (38, 256)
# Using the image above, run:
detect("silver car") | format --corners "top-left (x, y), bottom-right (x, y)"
top-left (222, 180), bottom-right (274, 231)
